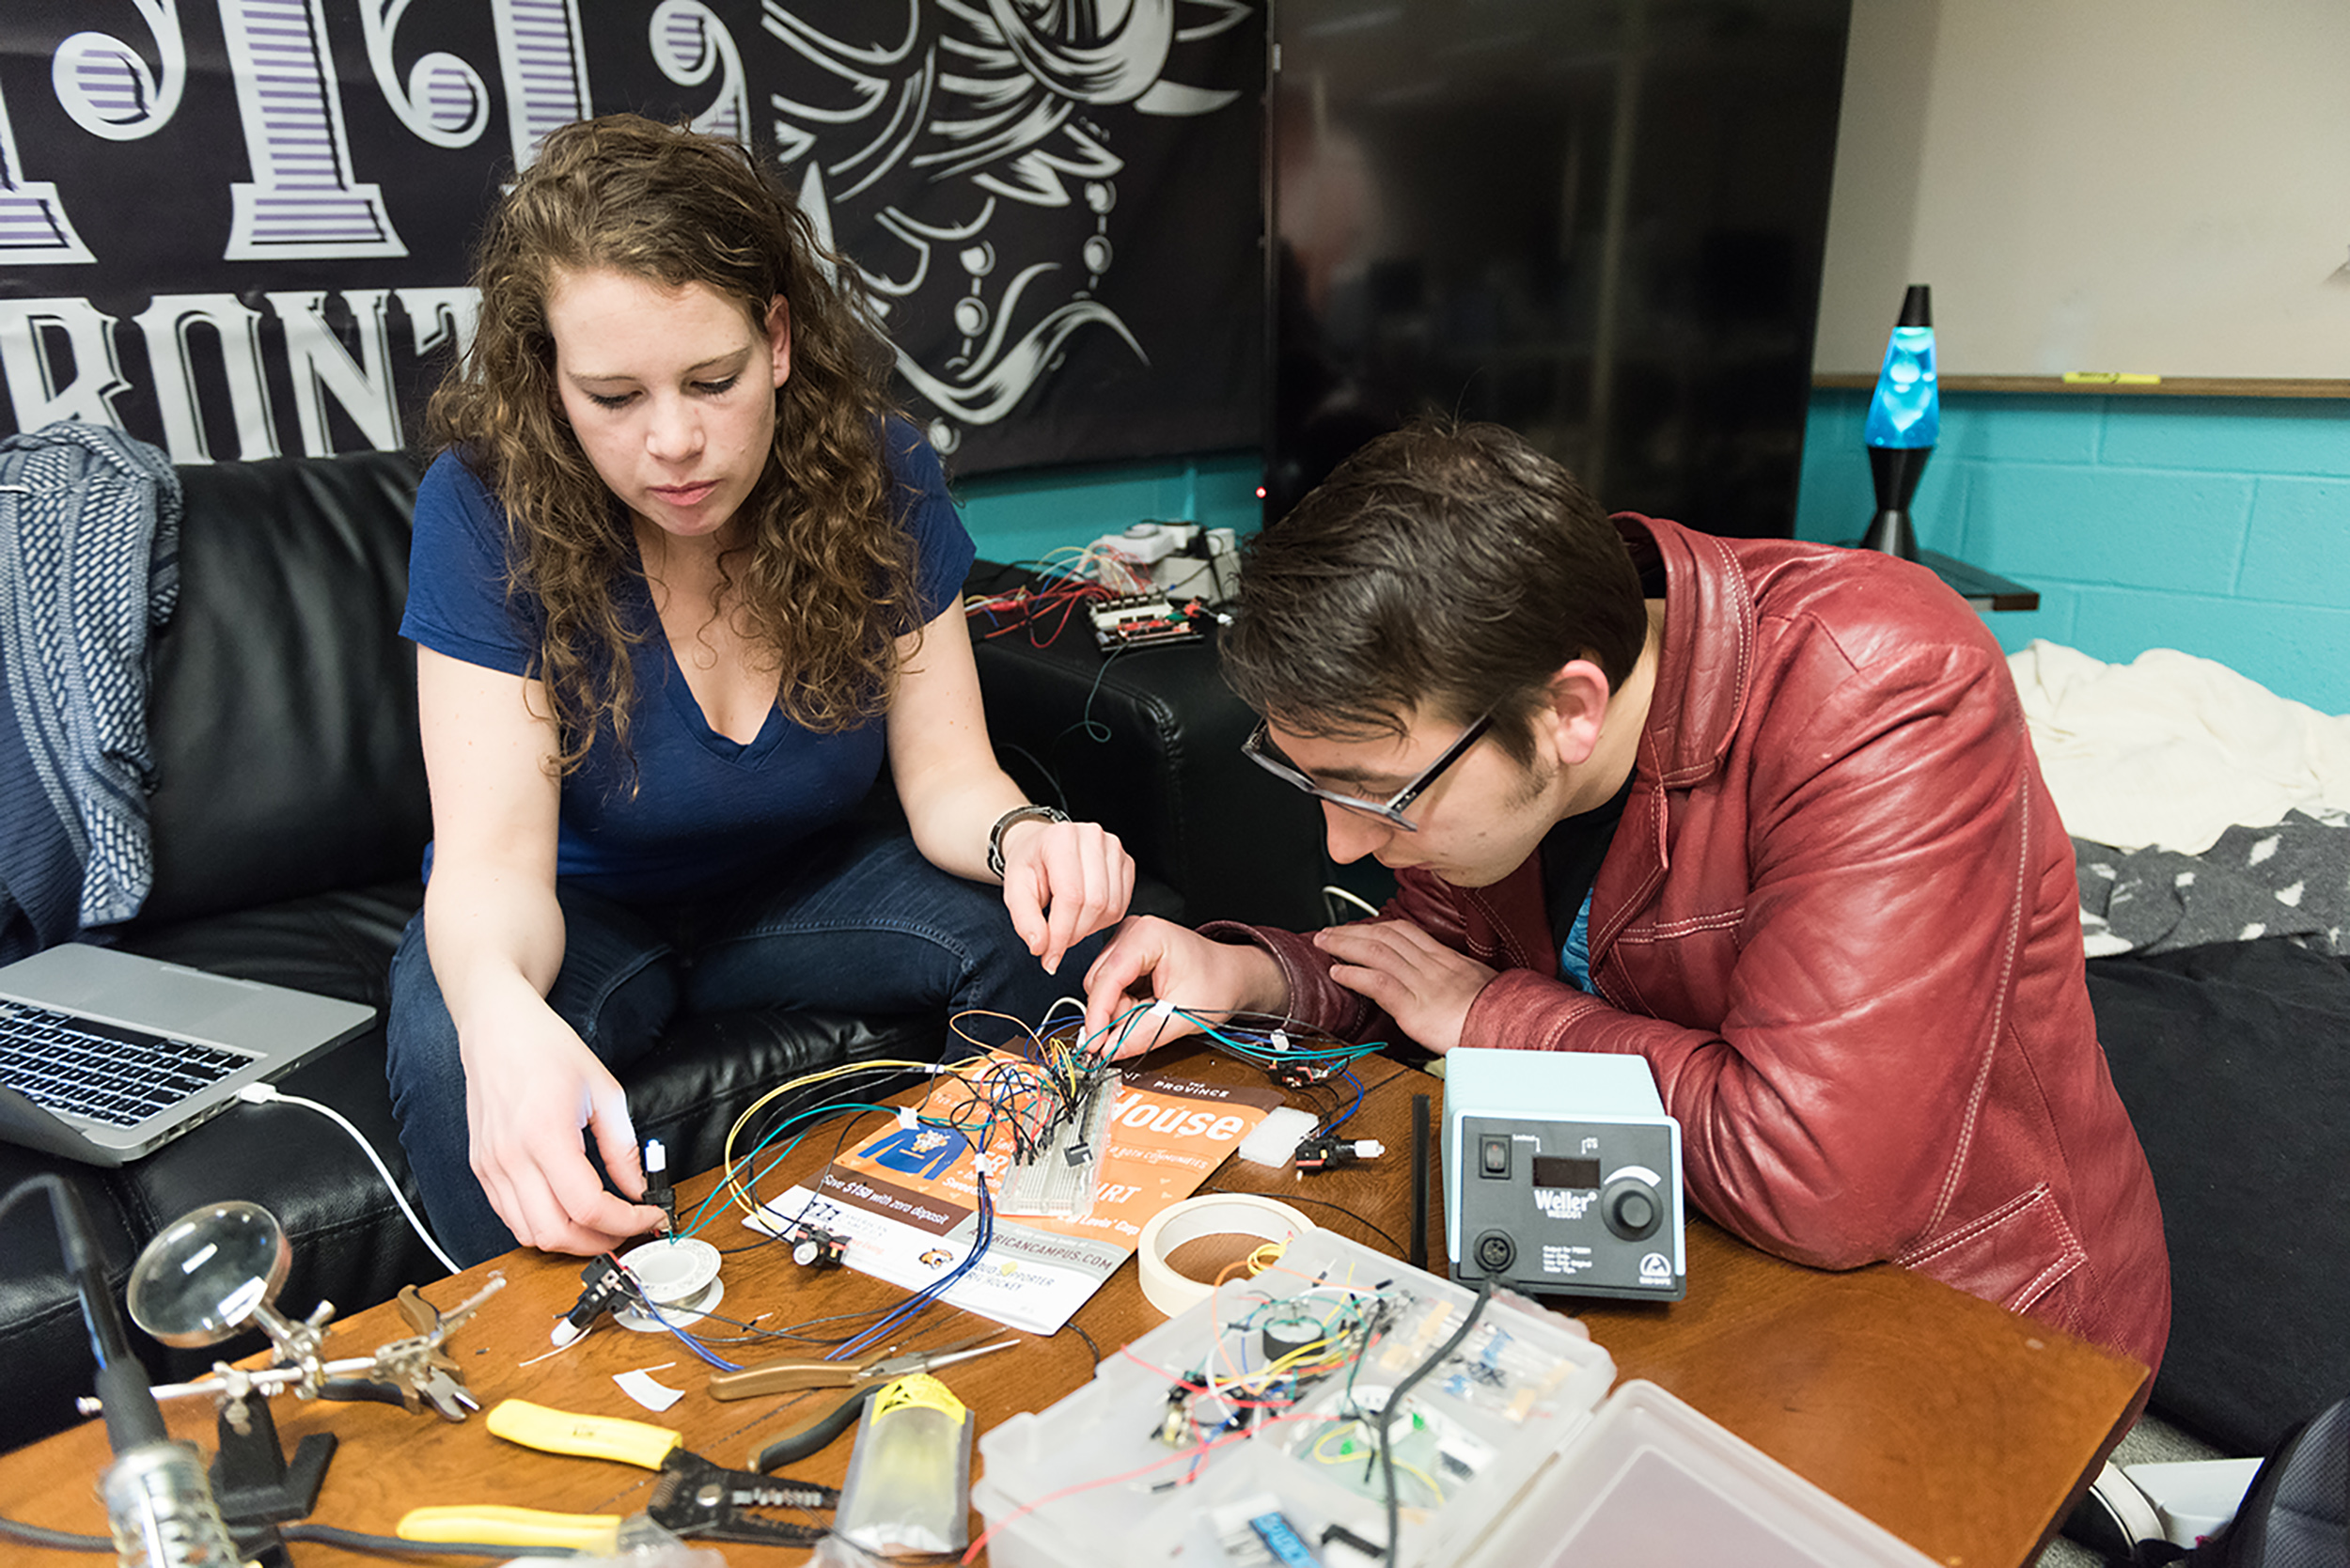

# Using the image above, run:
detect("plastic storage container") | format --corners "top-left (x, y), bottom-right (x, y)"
top-left (975, 1229), bottom-right (1936, 1568)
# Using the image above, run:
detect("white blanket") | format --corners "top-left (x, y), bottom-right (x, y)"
top-left (2007, 640), bottom-right (2350, 855)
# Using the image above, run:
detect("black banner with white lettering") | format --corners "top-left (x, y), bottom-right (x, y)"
top-left (0, 1), bottom-right (1262, 474)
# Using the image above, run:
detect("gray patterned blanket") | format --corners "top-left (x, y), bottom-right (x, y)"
top-left (2075, 810), bottom-right (2350, 958)
top-left (0, 422), bottom-right (180, 962)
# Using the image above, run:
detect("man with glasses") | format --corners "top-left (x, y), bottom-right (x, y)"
top-left (1079, 420), bottom-right (2168, 1376)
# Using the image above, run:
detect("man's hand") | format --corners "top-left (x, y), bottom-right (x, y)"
top-left (1080, 916), bottom-right (1287, 1058)
top-left (998, 817), bottom-right (1136, 976)
top-left (457, 995), bottom-right (666, 1255)
top-left (1311, 919), bottom-right (1497, 1053)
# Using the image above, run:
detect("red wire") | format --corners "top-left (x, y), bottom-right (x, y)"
top-left (964, 577), bottom-right (1117, 650)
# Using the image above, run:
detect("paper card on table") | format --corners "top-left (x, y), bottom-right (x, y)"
top-left (745, 1059), bottom-right (1283, 1335)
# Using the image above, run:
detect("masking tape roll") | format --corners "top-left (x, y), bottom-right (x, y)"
top-left (1135, 1194), bottom-right (1315, 1317)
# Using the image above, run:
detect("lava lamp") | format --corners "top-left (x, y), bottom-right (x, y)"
top-left (1860, 285), bottom-right (1937, 559)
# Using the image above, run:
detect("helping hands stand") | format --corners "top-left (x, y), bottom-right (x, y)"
top-left (88, 1201), bottom-right (504, 1535)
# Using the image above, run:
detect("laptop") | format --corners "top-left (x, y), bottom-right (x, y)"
top-left (0, 944), bottom-right (376, 1167)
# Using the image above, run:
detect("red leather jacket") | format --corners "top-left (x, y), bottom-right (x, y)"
top-left (1212, 515), bottom-right (2170, 1372)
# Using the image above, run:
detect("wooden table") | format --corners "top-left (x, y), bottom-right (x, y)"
top-left (0, 1048), bottom-right (2144, 1566)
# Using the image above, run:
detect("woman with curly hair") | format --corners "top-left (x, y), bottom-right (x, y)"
top-left (387, 114), bottom-right (1133, 1265)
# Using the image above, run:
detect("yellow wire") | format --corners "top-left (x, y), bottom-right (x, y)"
top-left (718, 1020), bottom-right (1113, 1221)
top-left (718, 1058), bottom-right (945, 1218)
top-left (1306, 1421), bottom-right (1446, 1502)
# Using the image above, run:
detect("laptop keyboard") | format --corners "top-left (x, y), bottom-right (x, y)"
top-left (0, 1000), bottom-right (250, 1127)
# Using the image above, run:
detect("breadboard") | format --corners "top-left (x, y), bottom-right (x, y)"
top-left (995, 1071), bottom-right (1119, 1219)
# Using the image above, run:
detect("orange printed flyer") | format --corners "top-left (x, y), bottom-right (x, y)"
top-left (744, 1062), bottom-right (1284, 1334)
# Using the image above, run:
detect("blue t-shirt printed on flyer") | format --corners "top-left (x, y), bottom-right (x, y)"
top-left (857, 1124), bottom-right (968, 1181)
top-left (1559, 890), bottom-right (1595, 993)
top-left (400, 417), bottom-right (977, 904)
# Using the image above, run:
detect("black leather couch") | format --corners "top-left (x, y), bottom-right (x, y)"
top-left (0, 451), bottom-right (1324, 1454)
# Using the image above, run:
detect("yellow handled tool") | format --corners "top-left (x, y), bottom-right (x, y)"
top-left (396, 1399), bottom-right (838, 1552)
top-left (486, 1398), bottom-right (682, 1469)
top-left (397, 1503), bottom-right (629, 1554)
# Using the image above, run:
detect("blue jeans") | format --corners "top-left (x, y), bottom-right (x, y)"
top-left (385, 824), bottom-right (1099, 1265)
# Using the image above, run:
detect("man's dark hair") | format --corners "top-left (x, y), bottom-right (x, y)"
top-left (1222, 420), bottom-right (1646, 767)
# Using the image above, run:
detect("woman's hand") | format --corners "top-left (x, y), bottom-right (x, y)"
top-left (996, 816), bottom-right (1135, 976)
top-left (455, 986), bottom-right (667, 1256)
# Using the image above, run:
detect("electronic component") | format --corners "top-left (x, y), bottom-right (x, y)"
top-left (1212, 1494), bottom-right (1322, 1566)
top-left (790, 1227), bottom-right (849, 1269)
top-left (644, 1137), bottom-right (675, 1233)
top-left (1261, 1311), bottom-right (1324, 1367)
top-left (974, 1229), bottom-right (1622, 1568)
top-left (1442, 1048), bottom-right (1685, 1301)
top-left (1265, 1028), bottom-right (1343, 1086)
top-left (978, 1229), bottom-right (1937, 1568)
top-left (1089, 591), bottom-right (1209, 651)
top-left (551, 1253), bottom-right (633, 1347)
top-left (1292, 1135), bottom-right (1384, 1173)
top-left (1087, 522), bottom-right (1240, 605)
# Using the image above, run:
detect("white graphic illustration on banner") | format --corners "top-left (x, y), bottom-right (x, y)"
top-left (363, 0), bottom-right (493, 149)
top-left (762, 0), bottom-right (1249, 450)
top-left (0, 2), bottom-right (1249, 461)
top-left (0, 0), bottom-right (193, 261)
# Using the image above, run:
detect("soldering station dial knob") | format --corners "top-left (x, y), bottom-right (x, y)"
top-left (1601, 1174), bottom-right (1663, 1241)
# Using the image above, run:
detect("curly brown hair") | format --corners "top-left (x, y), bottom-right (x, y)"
top-left (425, 114), bottom-right (920, 773)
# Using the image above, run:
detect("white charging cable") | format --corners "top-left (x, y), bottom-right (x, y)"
top-left (235, 1082), bottom-right (462, 1275)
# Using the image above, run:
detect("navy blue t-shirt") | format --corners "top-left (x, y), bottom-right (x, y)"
top-left (400, 420), bottom-right (976, 904)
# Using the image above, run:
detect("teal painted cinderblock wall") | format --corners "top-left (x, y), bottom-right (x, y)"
top-left (949, 449), bottom-right (1264, 569)
top-left (1794, 390), bottom-right (2350, 716)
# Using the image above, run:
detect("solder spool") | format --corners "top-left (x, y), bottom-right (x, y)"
top-left (613, 1236), bottom-right (724, 1331)
top-left (1134, 1194), bottom-right (1315, 1317)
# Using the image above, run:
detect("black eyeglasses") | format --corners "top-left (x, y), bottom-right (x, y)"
top-left (1241, 712), bottom-right (1494, 832)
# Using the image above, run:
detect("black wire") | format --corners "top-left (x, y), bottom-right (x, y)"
top-left (279, 1523), bottom-right (576, 1559)
top-left (1195, 1184), bottom-right (1406, 1255)
top-left (0, 1513), bottom-right (109, 1551)
top-left (1061, 1319), bottom-right (1103, 1367)
top-left (1378, 1278), bottom-right (1496, 1564)
top-left (0, 1514), bottom-right (578, 1560)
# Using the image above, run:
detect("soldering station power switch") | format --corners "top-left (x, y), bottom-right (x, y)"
top-left (1441, 1047), bottom-right (1686, 1301)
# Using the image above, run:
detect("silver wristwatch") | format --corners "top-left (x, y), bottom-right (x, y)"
top-left (986, 804), bottom-right (1071, 878)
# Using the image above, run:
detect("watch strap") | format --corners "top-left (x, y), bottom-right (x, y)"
top-left (986, 804), bottom-right (1071, 878)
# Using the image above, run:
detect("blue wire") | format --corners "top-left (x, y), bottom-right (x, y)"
top-left (851, 1175), bottom-right (995, 1355)
top-left (634, 1294), bottom-right (741, 1372)
top-left (1324, 1070), bottom-right (1365, 1136)
top-left (832, 1172), bottom-right (996, 1362)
